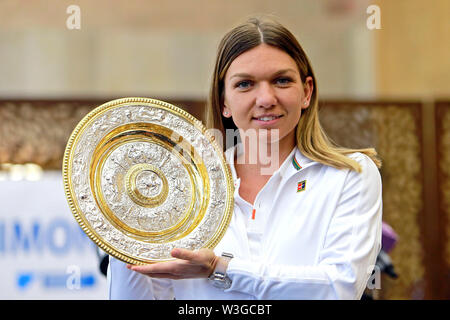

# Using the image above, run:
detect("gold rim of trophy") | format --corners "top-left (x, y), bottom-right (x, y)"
top-left (62, 97), bottom-right (234, 265)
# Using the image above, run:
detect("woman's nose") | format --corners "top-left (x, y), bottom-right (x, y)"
top-left (255, 82), bottom-right (277, 108)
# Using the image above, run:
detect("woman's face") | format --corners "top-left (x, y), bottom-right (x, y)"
top-left (222, 44), bottom-right (313, 152)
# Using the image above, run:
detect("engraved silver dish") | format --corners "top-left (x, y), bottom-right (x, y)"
top-left (62, 98), bottom-right (234, 264)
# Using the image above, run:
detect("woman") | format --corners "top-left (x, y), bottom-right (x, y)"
top-left (108, 17), bottom-right (382, 300)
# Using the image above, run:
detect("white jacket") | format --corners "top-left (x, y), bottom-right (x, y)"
top-left (108, 146), bottom-right (382, 299)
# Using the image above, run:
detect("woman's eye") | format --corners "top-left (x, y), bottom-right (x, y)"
top-left (235, 80), bottom-right (252, 89)
top-left (275, 77), bottom-right (292, 86)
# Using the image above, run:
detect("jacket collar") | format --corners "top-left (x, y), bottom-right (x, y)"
top-left (292, 148), bottom-right (314, 170)
top-left (225, 144), bottom-right (315, 182)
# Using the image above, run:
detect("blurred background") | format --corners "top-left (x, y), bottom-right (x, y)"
top-left (0, 0), bottom-right (449, 299)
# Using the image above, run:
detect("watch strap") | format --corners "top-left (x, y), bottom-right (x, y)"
top-left (209, 252), bottom-right (233, 289)
top-left (212, 252), bottom-right (233, 277)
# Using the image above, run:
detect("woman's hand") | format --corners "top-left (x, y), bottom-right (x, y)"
top-left (127, 248), bottom-right (220, 280)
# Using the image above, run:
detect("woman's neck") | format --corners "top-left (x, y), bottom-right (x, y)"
top-left (236, 133), bottom-right (296, 176)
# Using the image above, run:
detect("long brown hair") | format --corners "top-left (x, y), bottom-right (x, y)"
top-left (205, 17), bottom-right (381, 172)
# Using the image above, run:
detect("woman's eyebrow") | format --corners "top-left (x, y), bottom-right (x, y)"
top-left (229, 68), bottom-right (297, 80)
top-left (229, 73), bottom-right (253, 80)
top-left (271, 68), bottom-right (298, 77)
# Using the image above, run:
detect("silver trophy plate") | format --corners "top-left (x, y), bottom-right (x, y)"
top-left (63, 98), bottom-right (234, 264)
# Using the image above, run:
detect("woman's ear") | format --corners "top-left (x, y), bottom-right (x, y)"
top-left (301, 76), bottom-right (314, 109)
top-left (222, 104), bottom-right (231, 118)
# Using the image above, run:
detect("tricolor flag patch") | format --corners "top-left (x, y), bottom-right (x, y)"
top-left (292, 156), bottom-right (302, 171)
top-left (297, 180), bottom-right (306, 192)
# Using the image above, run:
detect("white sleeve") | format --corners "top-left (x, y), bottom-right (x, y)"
top-left (107, 256), bottom-right (175, 300)
top-left (224, 154), bottom-right (383, 299)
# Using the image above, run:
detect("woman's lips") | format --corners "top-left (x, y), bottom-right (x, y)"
top-left (252, 114), bottom-right (283, 125)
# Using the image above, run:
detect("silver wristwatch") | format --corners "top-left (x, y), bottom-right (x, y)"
top-left (208, 252), bottom-right (233, 289)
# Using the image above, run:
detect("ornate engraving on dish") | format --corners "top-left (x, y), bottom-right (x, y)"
top-left (101, 142), bottom-right (191, 233)
top-left (63, 98), bottom-right (233, 264)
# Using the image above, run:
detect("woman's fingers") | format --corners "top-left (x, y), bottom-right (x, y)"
top-left (170, 248), bottom-right (195, 260)
top-left (126, 248), bottom-right (219, 279)
top-left (128, 261), bottom-right (179, 274)
top-left (134, 273), bottom-right (181, 280)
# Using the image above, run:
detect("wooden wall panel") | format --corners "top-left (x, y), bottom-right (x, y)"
top-left (0, 98), bottom-right (204, 169)
top-left (319, 101), bottom-right (427, 299)
top-left (435, 101), bottom-right (450, 299)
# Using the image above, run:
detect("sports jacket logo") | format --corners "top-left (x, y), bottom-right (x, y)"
top-left (297, 180), bottom-right (306, 192)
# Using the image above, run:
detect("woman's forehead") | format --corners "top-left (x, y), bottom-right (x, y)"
top-left (226, 44), bottom-right (299, 79)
